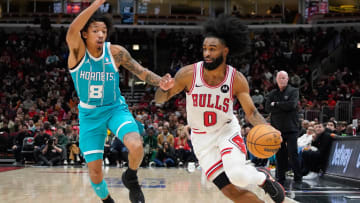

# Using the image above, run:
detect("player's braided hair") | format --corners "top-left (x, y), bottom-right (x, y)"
top-left (203, 14), bottom-right (250, 57)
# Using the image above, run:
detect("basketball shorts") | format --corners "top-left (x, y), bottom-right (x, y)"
top-left (78, 102), bottom-right (140, 163)
top-left (191, 119), bottom-right (247, 182)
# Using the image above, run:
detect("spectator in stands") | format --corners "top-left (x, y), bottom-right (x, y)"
top-left (336, 121), bottom-right (347, 136)
top-left (157, 126), bottom-right (174, 148)
top-left (143, 127), bottom-right (158, 167)
top-left (12, 123), bottom-right (31, 165)
top-left (345, 124), bottom-right (355, 136)
top-left (153, 141), bottom-right (176, 167)
top-left (67, 126), bottom-right (81, 164)
top-left (297, 126), bottom-right (315, 153)
top-left (251, 89), bottom-right (264, 107)
top-left (109, 136), bottom-right (128, 167)
top-left (33, 128), bottom-right (50, 164)
top-left (55, 128), bottom-right (68, 164)
top-left (299, 119), bottom-right (309, 137)
top-left (301, 123), bottom-right (333, 179)
top-left (174, 125), bottom-right (191, 167)
top-left (325, 121), bottom-right (337, 134)
top-left (38, 136), bottom-right (63, 166)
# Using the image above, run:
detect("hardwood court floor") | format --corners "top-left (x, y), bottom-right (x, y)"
top-left (0, 166), bottom-right (359, 203)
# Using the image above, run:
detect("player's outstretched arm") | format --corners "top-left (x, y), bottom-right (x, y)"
top-left (155, 65), bottom-right (193, 104)
top-left (111, 44), bottom-right (174, 88)
top-left (66, 0), bottom-right (106, 67)
top-left (233, 71), bottom-right (267, 126)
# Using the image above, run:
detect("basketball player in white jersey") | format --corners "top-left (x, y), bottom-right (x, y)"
top-left (155, 15), bottom-right (285, 203)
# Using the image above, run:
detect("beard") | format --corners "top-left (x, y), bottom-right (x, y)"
top-left (203, 55), bottom-right (224, 71)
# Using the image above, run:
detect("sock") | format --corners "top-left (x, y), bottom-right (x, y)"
top-left (90, 179), bottom-right (109, 200)
top-left (126, 168), bottom-right (138, 180)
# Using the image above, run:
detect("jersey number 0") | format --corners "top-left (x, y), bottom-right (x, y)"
top-left (204, 111), bottom-right (217, 127)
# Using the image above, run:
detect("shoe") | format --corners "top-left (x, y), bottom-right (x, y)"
top-left (70, 160), bottom-right (75, 165)
top-left (105, 158), bottom-right (110, 165)
top-left (303, 172), bottom-right (318, 180)
top-left (122, 170), bottom-right (145, 203)
top-left (63, 160), bottom-right (68, 165)
top-left (102, 194), bottom-right (114, 203)
top-left (76, 155), bottom-right (80, 162)
top-left (257, 167), bottom-right (285, 203)
top-left (148, 161), bottom-right (155, 168)
top-left (178, 161), bottom-right (183, 167)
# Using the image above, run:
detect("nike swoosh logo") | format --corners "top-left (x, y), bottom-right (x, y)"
top-left (195, 84), bottom-right (203, 87)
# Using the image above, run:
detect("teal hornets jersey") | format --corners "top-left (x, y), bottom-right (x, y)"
top-left (69, 42), bottom-right (124, 106)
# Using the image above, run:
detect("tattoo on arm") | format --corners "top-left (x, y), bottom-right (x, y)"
top-left (113, 49), bottom-right (143, 75)
top-left (114, 48), bottom-right (162, 85)
top-left (247, 109), bottom-right (267, 126)
top-left (145, 71), bottom-right (161, 86)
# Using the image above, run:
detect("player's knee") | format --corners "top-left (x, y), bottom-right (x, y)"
top-left (225, 165), bottom-right (253, 188)
top-left (124, 133), bottom-right (143, 154)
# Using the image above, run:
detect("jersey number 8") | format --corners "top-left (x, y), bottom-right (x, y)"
top-left (89, 85), bottom-right (103, 99)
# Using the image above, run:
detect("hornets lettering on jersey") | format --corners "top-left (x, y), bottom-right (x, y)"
top-left (69, 42), bottom-right (123, 106)
top-left (79, 70), bottom-right (115, 82)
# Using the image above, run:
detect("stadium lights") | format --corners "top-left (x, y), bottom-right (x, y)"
top-left (357, 43), bottom-right (360, 49)
top-left (132, 44), bottom-right (140, 51)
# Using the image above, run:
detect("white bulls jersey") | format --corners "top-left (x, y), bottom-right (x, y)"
top-left (186, 61), bottom-right (237, 134)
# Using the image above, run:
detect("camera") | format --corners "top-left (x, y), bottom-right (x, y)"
top-left (48, 138), bottom-right (54, 145)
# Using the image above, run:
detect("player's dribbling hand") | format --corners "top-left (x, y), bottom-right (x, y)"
top-left (159, 73), bottom-right (175, 91)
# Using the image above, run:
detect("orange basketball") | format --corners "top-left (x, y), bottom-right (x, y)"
top-left (246, 124), bottom-right (282, 159)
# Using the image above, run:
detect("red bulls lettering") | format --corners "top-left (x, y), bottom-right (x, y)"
top-left (191, 94), bottom-right (229, 113)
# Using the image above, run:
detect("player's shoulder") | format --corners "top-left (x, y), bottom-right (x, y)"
top-left (110, 44), bottom-right (126, 54)
top-left (232, 68), bottom-right (247, 83)
top-left (175, 64), bottom-right (195, 78)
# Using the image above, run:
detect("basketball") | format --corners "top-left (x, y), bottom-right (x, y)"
top-left (246, 124), bottom-right (282, 159)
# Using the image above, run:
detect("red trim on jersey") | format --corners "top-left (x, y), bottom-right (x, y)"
top-left (192, 128), bottom-right (200, 130)
top-left (192, 131), bottom-right (206, 134)
top-left (229, 67), bottom-right (236, 101)
top-left (200, 63), bottom-right (229, 89)
top-left (205, 160), bottom-right (223, 179)
top-left (221, 147), bottom-right (233, 158)
top-left (186, 63), bottom-right (197, 95)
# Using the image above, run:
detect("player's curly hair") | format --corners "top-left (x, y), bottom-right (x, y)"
top-left (203, 14), bottom-right (250, 56)
top-left (81, 13), bottom-right (112, 41)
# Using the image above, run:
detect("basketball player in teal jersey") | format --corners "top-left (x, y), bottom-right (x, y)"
top-left (66, 0), bottom-right (174, 202)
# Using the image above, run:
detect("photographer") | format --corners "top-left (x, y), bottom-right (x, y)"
top-left (38, 137), bottom-right (63, 166)
top-left (33, 128), bottom-right (50, 164)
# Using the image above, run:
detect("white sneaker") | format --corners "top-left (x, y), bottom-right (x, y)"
top-left (70, 160), bottom-right (75, 165)
top-left (76, 155), bottom-right (80, 162)
top-left (187, 162), bottom-right (195, 173)
top-left (105, 158), bottom-right (110, 165)
top-left (149, 161), bottom-right (155, 168)
top-left (303, 172), bottom-right (318, 180)
top-left (63, 160), bottom-right (68, 165)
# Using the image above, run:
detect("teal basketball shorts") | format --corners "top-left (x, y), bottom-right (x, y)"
top-left (78, 102), bottom-right (141, 163)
